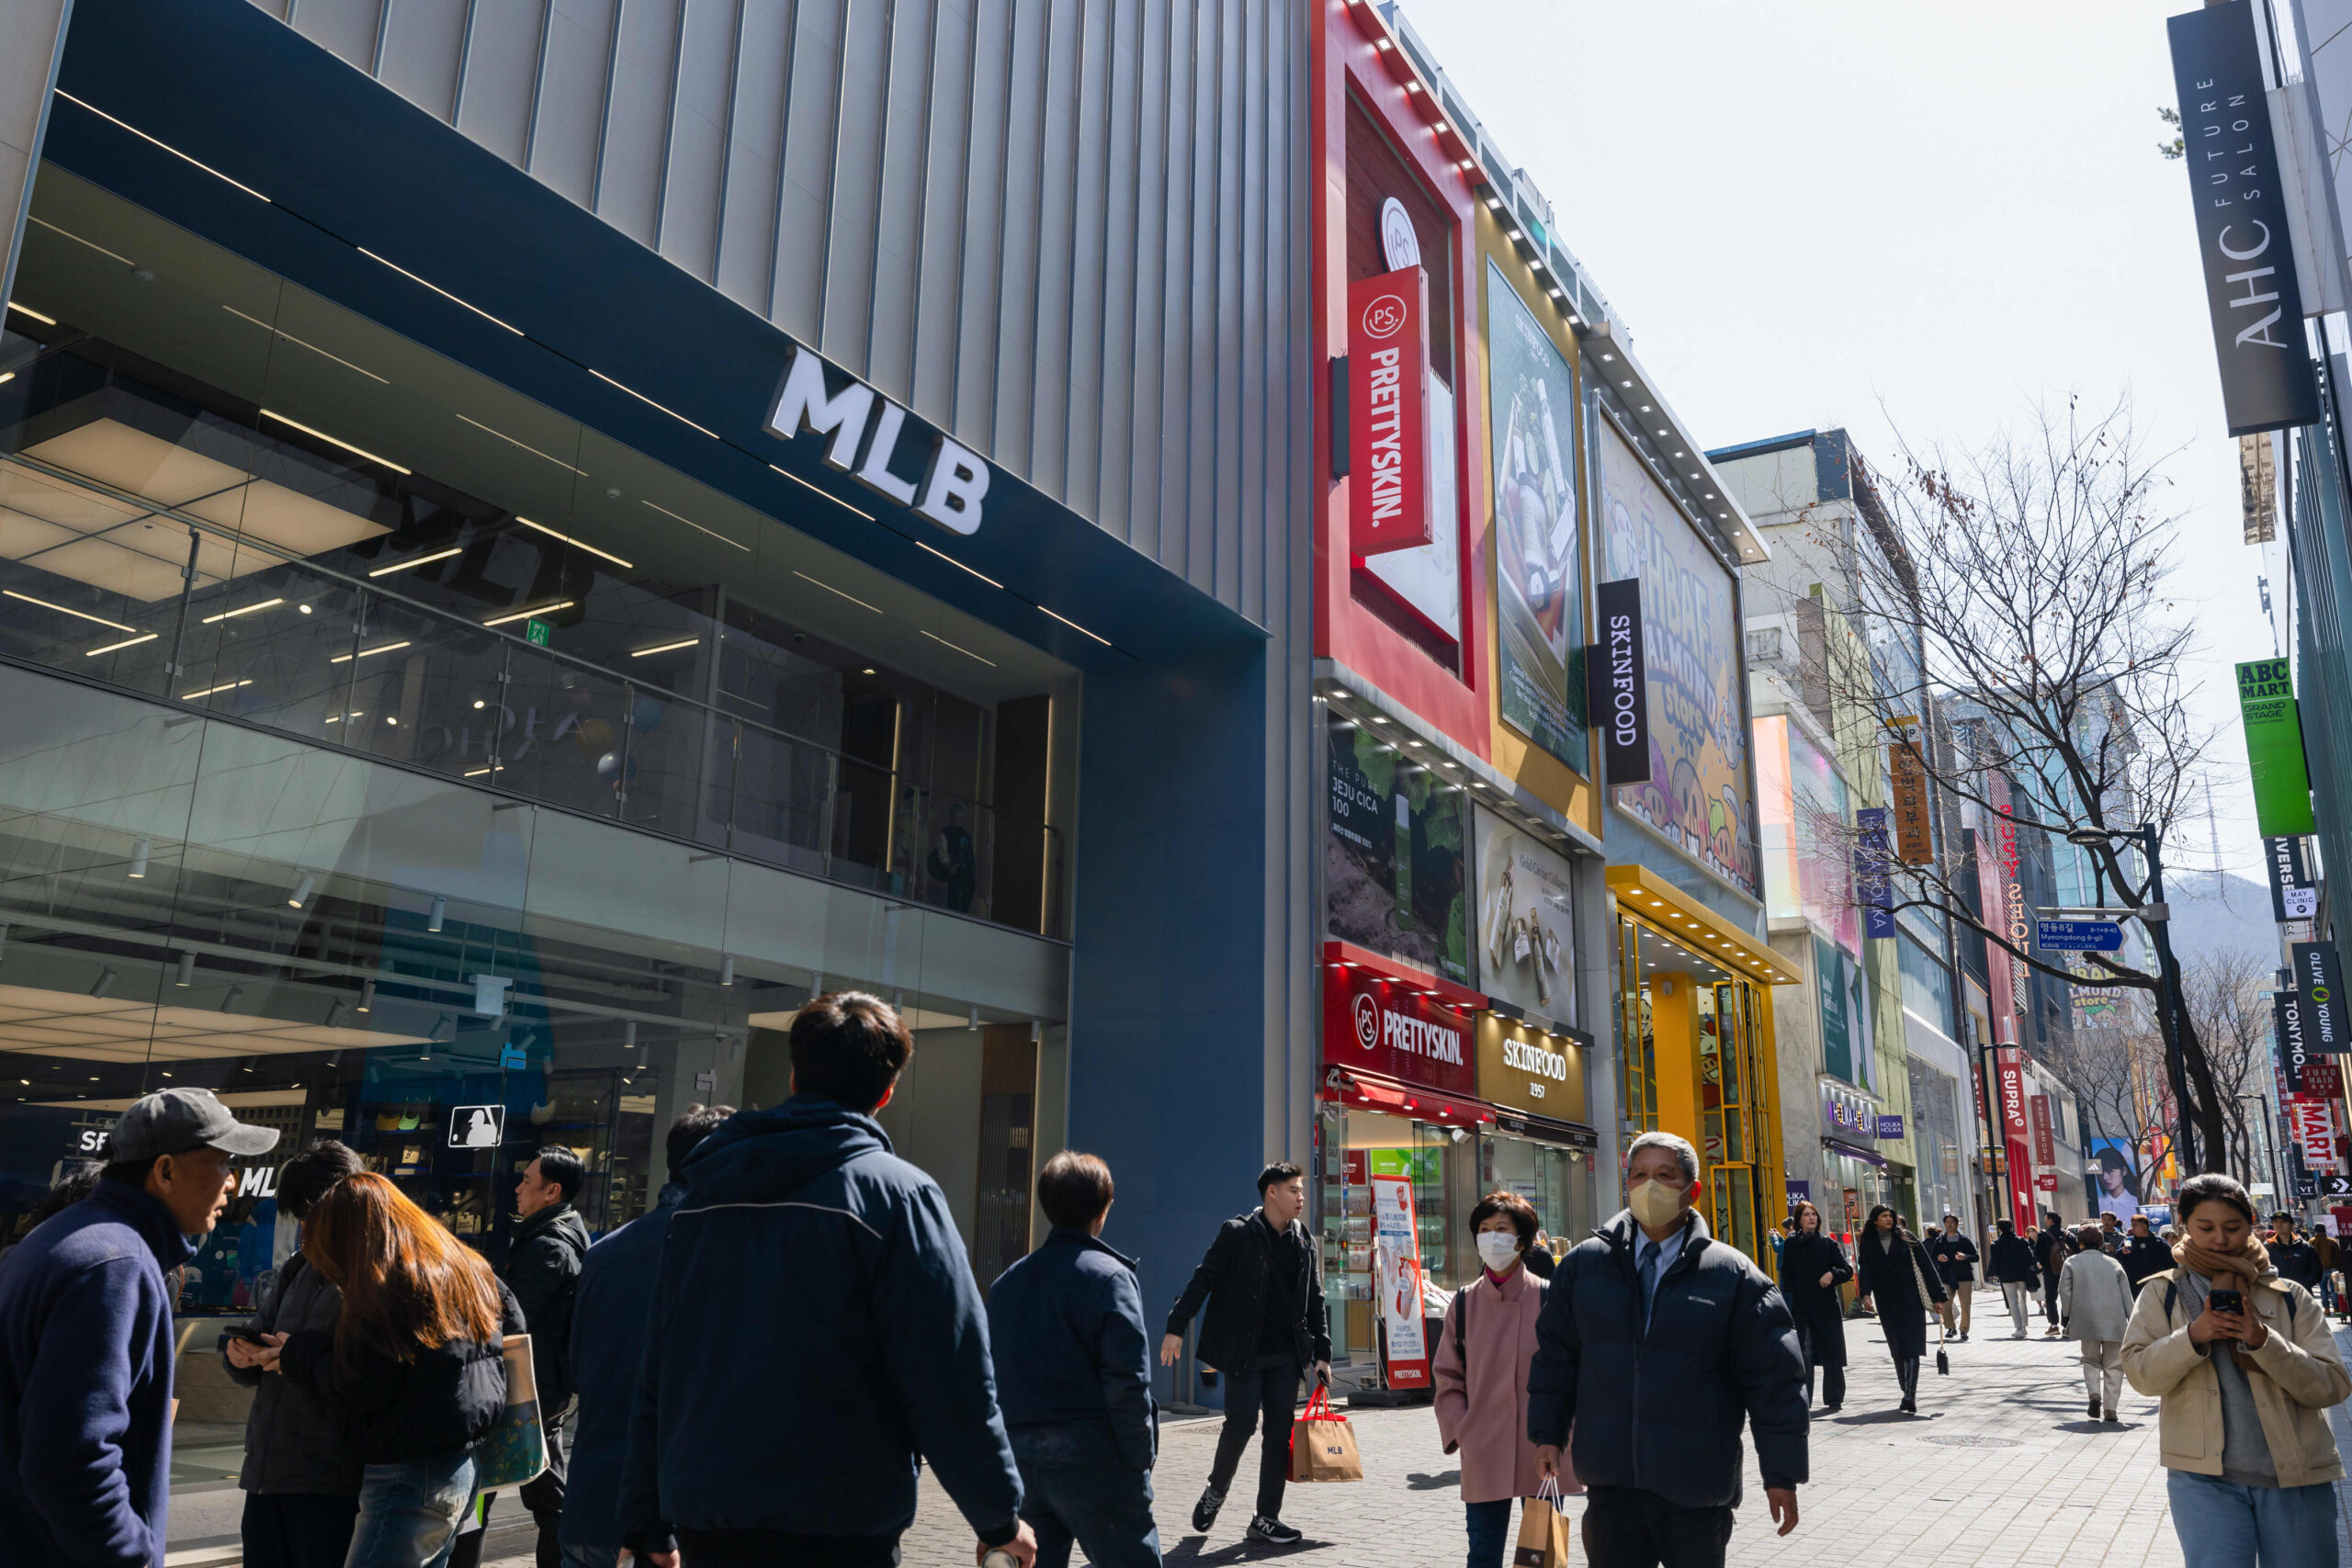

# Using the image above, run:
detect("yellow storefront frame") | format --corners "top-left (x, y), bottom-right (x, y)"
top-left (1608, 866), bottom-right (1799, 1264)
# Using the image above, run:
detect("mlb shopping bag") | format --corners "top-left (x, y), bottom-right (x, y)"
top-left (1514, 1476), bottom-right (1571, 1568)
top-left (1287, 1385), bottom-right (1363, 1483)
top-left (471, 1333), bottom-right (548, 1491)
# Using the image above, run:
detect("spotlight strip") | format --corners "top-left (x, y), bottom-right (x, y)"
top-left (629, 637), bottom-right (701, 658)
top-left (590, 369), bottom-right (720, 439)
top-left (914, 539), bottom-right (1002, 589)
top-left (368, 547), bottom-right (463, 578)
top-left (328, 641), bottom-right (412, 664)
top-left (53, 91), bottom-right (272, 203)
top-left (260, 410), bottom-right (412, 475)
top-left (921, 629), bottom-right (997, 667)
top-left (767, 463), bottom-right (874, 521)
top-left (458, 413), bottom-right (587, 475)
top-left (1039, 606), bottom-right (1112, 648)
top-left (199, 597), bottom-right (283, 625)
top-left (222, 307), bottom-right (389, 384)
top-left (643, 499), bottom-right (749, 551)
top-left (28, 217), bottom-right (133, 267)
top-left (482, 602), bottom-right (573, 628)
top-left (5, 302), bottom-right (56, 326)
top-left (356, 247), bottom-right (524, 335)
top-left (791, 570), bottom-right (881, 614)
top-left (84, 632), bottom-right (158, 657)
top-left (180, 678), bottom-right (253, 700)
top-left (2, 590), bottom-right (136, 633)
top-left (514, 517), bottom-right (632, 570)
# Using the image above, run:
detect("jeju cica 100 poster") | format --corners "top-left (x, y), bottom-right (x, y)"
top-left (1598, 423), bottom-right (1758, 899)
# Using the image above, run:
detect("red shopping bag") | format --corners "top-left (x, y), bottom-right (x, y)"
top-left (1287, 1385), bottom-right (1363, 1482)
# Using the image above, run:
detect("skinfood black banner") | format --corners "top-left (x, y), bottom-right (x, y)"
top-left (1591, 578), bottom-right (1649, 785)
top-left (2166, 2), bottom-right (2323, 436)
top-left (2291, 940), bottom-right (2348, 1052)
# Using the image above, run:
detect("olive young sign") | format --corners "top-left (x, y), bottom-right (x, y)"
top-left (1348, 267), bottom-right (1432, 557)
top-left (765, 344), bottom-right (991, 533)
top-left (2293, 941), bottom-right (2348, 1052)
top-left (2166, 2), bottom-right (2323, 437)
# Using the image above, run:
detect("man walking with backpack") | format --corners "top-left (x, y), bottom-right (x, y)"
top-left (620, 992), bottom-right (1034, 1567)
top-left (1159, 1162), bottom-right (1330, 1547)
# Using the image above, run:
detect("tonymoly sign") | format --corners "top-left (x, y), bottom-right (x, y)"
top-left (765, 344), bottom-right (991, 534)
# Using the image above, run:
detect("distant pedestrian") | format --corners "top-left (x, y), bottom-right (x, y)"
top-left (1523, 1229), bottom-right (1557, 1280)
top-left (2099, 1212), bottom-right (2123, 1254)
top-left (1435, 1191), bottom-right (1571, 1568)
top-left (2120, 1214), bottom-right (2171, 1292)
top-left (1854, 1205), bottom-right (1945, 1416)
top-left (2267, 1213), bottom-right (2324, 1292)
top-left (2122, 1172), bottom-right (2350, 1568)
top-left (989, 1152), bottom-right (1159, 1568)
top-left (1987, 1218), bottom-right (2041, 1337)
top-left (616, 991), bottom-right (1034, 1567)
top-left (1160, 1161), bottom-right (1329, 1547)
top-left (223, 1139), bottom-right (366, 1568)
top-left (0, 1088), bottom-right (277, 1568)
top-left (2059, 1223), bottom-right (2134, 1424)
top-left (2037, 1213), bottom-right (2075, 1336)
top-left (271, 1172), bottom-right (526, 1568)
top-left (1926, 1213), bottom-right (1978, 1341)
top-left (557, 1105), bottom-right (732, 1568)
top-left (1527, 1132), bottom-right (1806, 1568)
top-left (2311, 1227), bottom-right (2341, 1314)
top-left (1777, 1201), bottom-right (1852, 1413)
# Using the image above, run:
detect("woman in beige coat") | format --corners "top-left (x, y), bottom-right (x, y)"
top-left (1433, 1190), bottom-right (1575, 1568)
top-left (2121, 1172), bottom-right (2351, 1568)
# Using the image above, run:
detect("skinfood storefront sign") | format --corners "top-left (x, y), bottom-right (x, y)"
top-left (1475, 1011), bottom-right (1588, 1119)
top-left (1321, 954), bottom-right (1478, 1100)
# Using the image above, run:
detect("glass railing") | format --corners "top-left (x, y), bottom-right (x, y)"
top-left (0, 447), bottom-right (1067, 941)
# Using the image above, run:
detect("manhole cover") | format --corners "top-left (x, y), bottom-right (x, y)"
top-left (1920, 1434), bottom-right (2019, 1448)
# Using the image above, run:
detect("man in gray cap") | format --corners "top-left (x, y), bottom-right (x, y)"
top-left (0, 1087), bottom-right (277, 1568)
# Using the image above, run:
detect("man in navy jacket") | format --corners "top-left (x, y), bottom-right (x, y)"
top-left (557, 1103), bottom-right (731, 1564)
top-left (988, 1151), bottom-right (1158, 1567)
top-left (0, 1089), bottom-right (277, 1568)
top-left (619, 993), bottom-right (1033, 1568)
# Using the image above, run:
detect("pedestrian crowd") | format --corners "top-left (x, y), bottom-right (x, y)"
top-left (0, 1008), bottom-right (2346, 1568)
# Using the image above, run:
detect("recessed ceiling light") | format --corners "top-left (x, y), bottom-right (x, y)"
top-left (1620, 379), bottom-right (1631, 388)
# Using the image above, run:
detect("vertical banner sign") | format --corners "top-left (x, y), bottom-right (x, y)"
top-left (1890, 737), bottom-right (1935, 864)
top-left (2290, 1096), bottom-right (2336, 1168)
top-left (1368, 1175), bottom-right (1430, 1389)
top-left (2238, 660), bottom-right (2318, 836)
top-left (2165, 2), bottom-right (2324, 436)
top-left (2278, 988), bottom-right (2312, 1092)
top-left (1996, 1048), bottom-right (2039, 1232)
top-left (1856, 807), bottom-right (1896, 940)
top-left (1971, 829), bottom-right (2018, 1044)
top-left (1347, 268), bottom-right (1431, 557)
top-left (2293, 941), bottom-right (2347, 1052)
top-left (2266, 835), bottom-right (2319, 921)
top-left (2242, 434), bottom-right (2278, 544)
top-left (2030, 1094), bottom-right (2057, 1168)
top-left (1592, 578), bottom-right (1650, 784)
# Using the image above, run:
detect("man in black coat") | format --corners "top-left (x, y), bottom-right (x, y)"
top-left (1985, 1218), bottom-right (2041, 1338)
top-left (1925, 1213), bottom-right (1978, 1342)
top-left (2034, 1213), bottom-right (2074, 1336)
top-left (1161, 1161), bottom-right (1329, 1548)
top-left (1528, 1132), bottom-right (1805, 1568)
top-left (2269, 1213), bottom-right (2325, 1291)
top-left (470, 1145), bottom-right (591, 1568)
top-left (2119, 1213), bottom-right (2171, 1291)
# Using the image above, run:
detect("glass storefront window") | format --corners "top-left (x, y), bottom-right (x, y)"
top-left (1317, 1106), bottom-right (1478, 1369)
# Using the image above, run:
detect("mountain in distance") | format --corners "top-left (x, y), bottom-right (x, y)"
top-left (2166, 867), bottom-right (2282, 974)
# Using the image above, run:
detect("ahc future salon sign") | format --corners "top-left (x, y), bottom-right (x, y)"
top-left (1322, 962), bottom-right (1478, 1100)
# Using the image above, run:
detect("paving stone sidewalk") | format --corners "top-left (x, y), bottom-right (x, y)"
top-left (481, 1318), bottom-right (2352, 1568)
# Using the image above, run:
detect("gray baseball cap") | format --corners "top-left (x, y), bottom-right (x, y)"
top-left (107, 1088), bottom-right (280, 1163)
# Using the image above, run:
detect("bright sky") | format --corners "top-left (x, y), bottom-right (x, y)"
top-left (1402, 1), bottom-right (2270, 881)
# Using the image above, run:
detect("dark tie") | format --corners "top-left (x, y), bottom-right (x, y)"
top-left (1640, 1239), bottom-right (1662, 1328)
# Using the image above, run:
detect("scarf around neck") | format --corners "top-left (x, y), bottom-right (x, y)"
top-left (2174, 1235), bottom-right (2273, 1286)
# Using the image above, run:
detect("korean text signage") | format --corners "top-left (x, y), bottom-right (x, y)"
top-left (1369, 1175), bottom-right (1430, 1388)
top-left (1322, 961), bottom-right (1478, 1099)
top-left (1856, 807), bottom-right (1895, 940)
top-left (1820, 1087), bottom-right (1876, 1144)
top-left (2165, 2), bottom-right (2324, 436)
top-left (2237, 660), bottom-right (2316, 837)
top-left (766, 344), bottom-right (991, 533)
top-left (1474, 1013), bottom-right (1585, 1119)
top-left (1889, 737), bottom-right (1934, 864)
top-left (1592, 579), bottom-right (1649, 784)
top-left (1969, 829), bottom-right (2017, 1044)
top-left (2030, 1094), bottom-right (2057, 1167)
top-left (1348, 267), bottom-right (1432, 557)
top-left (1996, 1048), bottom-right (2038, 1232)
top-left (2267, 835), bottom-right (2319, 921)
top-left (2294, 942), bottom-right (2348, 1052)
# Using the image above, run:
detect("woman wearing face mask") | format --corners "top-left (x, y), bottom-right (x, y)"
top-left (1777, 1201), bottom-right (1853, 1413)
top-left (1854, 1204), bottom-right (1946, 1416)
top-left (1433, 1191), bottom-right (1572, 1568)
top-left (2122, 1172), bottom-right (2350, 1568)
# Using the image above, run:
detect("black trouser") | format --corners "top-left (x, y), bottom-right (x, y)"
top-left (1206, 1351), bottom-right (1301, 1521)
top-left (1796, 1327), bottom-right (1844, 1409)
top-left (1580, 1485), bottom-right (1736, 1568)
top-left (240, 1490), bottom-right (359, 1568)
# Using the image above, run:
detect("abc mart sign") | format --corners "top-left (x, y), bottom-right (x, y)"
top-left (1321, 953), bottom-right (1478, 1100)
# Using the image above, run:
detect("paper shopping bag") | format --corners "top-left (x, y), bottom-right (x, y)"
top-left (1286, 1386), bottom-right (1363, 1483)
top-left (1515, 1479), bottom-right (1571, 1567)
top-left (469, 1334), bottom-right (548, 1491)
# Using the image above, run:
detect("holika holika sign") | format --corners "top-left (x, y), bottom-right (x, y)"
top-left (2237, 660), bottom-right (2316, 837)
top-left (2166, 1), bottom-right (2324, 436)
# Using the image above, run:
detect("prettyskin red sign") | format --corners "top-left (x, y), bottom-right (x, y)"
top-left (1348, 267), bottom-right (1430, 557)
top-left (1322, 963), bottom-right (1478, 1099)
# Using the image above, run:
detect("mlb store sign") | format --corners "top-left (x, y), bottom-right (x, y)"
top-left (1321, 944), bottom-right (1480, 1101)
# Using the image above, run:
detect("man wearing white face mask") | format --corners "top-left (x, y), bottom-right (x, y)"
top-left (1526, 1133), bottom-right (1807, 1568)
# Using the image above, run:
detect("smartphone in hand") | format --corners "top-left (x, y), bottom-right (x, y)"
top-left (2207, 1288), bottom-right (2245, 1316)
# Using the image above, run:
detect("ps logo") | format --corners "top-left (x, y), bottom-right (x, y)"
top-left (1361, 295), bottom-right (1408, 340)
top-left (1351, 993), bottom-right (1380, 1051)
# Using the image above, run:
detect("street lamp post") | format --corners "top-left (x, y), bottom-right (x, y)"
top-left (2235, 1092), bottom-right (2290, 1212)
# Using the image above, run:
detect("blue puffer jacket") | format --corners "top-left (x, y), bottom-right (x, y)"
top-left (560, 1183), bottom-right (684, 1552)
top-left (617, 1099), bottom-right (1022, 1552)
top-left (0, 1181), bottom-right (194, 1568)
top-left (987, 1227), bottom-right (1157, 1472)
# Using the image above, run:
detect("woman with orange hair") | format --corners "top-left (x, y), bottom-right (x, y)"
top-left (258, 1173), bottom-right (524, 1568)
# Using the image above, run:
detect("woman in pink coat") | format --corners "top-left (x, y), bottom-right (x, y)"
top-left (1433, 1191), bottom-right (1578, 1567)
